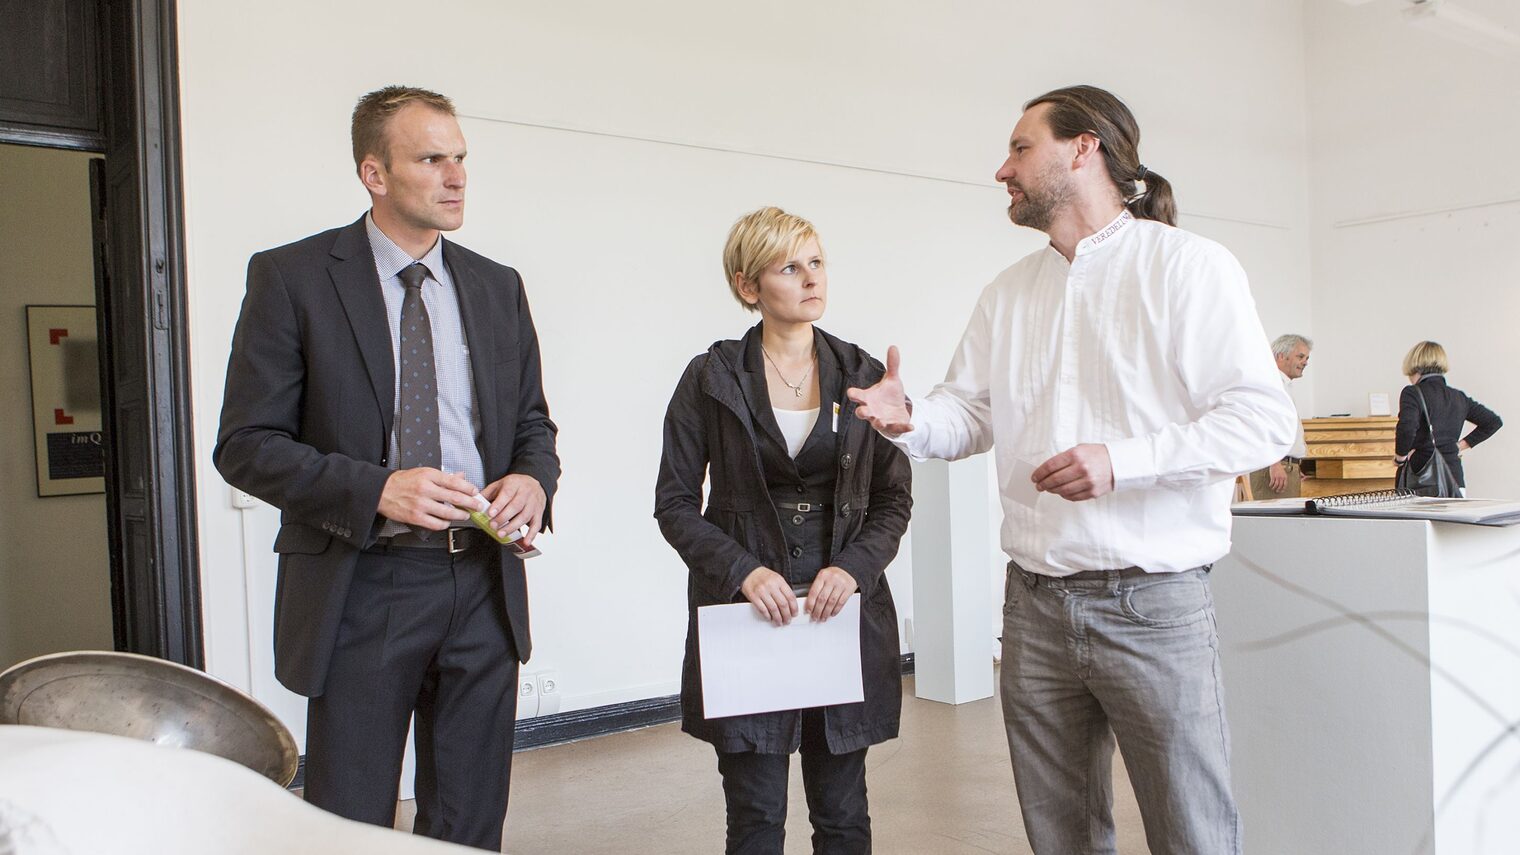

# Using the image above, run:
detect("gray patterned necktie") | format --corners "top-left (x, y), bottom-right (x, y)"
top-left (397, 262), bottom-right (442, 474)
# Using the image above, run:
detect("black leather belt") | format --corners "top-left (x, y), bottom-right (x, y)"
top-left (775, 500), bottom-right (832, 512)
top-left (378, 527), bottom-right (484, 554)
top-left (1282, 456), bottom-right (1305, 465)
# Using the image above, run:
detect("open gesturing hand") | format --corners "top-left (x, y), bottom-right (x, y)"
top-left (846, 346), bottom-right (912, 437)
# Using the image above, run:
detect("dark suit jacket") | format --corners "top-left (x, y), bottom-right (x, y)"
top-left (1395, 374), bottom-right (1501, 488)
top-left (214, 216), bottom-right (559, 697)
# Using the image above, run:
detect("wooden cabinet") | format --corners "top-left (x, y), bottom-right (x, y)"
top-left (1300, 416), bottom-right (1398, 498)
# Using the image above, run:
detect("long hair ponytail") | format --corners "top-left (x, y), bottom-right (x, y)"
top-left (1025, 85), bottom-right (1177, 227)
top-left (1127, 166), bottom-right (1176, 226)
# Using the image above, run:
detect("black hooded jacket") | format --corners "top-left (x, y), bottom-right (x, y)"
top-left (654, 324), bottom-right (912, 753)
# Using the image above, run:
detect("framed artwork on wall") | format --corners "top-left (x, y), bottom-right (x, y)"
top-left (25, 305), bottom-right (105, 497)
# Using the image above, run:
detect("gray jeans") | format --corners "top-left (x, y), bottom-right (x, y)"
top-left (1000, 563), bottom-right (1241, 855)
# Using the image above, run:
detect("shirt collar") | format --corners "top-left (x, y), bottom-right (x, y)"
top-left (365, 211), bottom-right (447, 282)
top-left (1070, 209), bottom-right (1134, 258)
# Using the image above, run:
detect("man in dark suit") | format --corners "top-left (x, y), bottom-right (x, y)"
top-left (214, 85), bottom-right (559, 850)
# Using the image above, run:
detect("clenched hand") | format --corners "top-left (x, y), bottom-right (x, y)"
top-left (379, 468), bottom-right (477, 529)
top-left (482, 473), bottom-right (547, 547)
top-left (1032, 444), bottom-right (1114, 502)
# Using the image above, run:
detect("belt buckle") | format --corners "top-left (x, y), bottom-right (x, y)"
top-left (446, 529), bottom-right (467, 554)
top-left (796, 502), bottom-right (811, 513)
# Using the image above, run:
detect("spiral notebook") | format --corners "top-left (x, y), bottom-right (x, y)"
top-left (1233, 490), bottom-right (1520, 526)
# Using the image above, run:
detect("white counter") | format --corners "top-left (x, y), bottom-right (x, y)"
top-left (1213, 516), bottom-right (1520, 855)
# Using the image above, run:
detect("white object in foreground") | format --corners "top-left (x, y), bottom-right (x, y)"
top-left (698, 595), bottom-right (863, 719)
top-left (1214, 515), bottom-right (1520, 855)
top-left (0, 725), bottom-right (473, 854)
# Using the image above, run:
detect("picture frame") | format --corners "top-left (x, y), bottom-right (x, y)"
top-left (25, 305), bottom-right (105, 497)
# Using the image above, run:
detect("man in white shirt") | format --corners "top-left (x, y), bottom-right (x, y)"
top-left (1249, 334), bottom-right (1312, 497)
top-left (848, 85), bottom-right (1295, 855)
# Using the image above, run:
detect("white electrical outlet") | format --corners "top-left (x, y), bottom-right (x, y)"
top-left (230, 486), bottom-right (260, 509)
top-left (536, 670), bottom-right (560, 716)
top-left (516, 674), bottom-right (539, 719)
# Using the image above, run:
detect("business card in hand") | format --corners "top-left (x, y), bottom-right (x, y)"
top-left (503, 529), bottom-right (541, 560)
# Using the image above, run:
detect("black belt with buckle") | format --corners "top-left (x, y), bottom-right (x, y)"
top-left (1282, 456), bottom-right (1305, 465)
top-left (379, 527), bottom-right (483, 554)
top-left (775, 500), bottom-right (832, 513)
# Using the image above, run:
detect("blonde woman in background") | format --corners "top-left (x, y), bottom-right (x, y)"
top-left (1394, 340), bottom-right (1502, 496)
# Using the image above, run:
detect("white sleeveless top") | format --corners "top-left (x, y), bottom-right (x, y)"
top-left (773, 407), bottom-right (820, 459)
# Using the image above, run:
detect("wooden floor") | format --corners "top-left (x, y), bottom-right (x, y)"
top-left (396, 677), bottom-right (1151, 854)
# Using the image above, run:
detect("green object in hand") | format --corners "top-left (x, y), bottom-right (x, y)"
top-left (462, 494), bottom-right (517, 545)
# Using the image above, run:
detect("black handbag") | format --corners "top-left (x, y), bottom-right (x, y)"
top-left (1395, 385), bottom-right (1462, 498)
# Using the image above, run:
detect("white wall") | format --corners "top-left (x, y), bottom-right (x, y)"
top-left (0, 144), bottom-right (113, 670)
top-left (1305, 0), bottom-right (1520, 496)
top-left (177, 1), bottom-right (1312, 719)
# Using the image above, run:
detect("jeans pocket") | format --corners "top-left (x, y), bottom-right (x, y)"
top-left (1119, 572), bottom-right (1208, 628)
top-left (1003, 563), bottom-right (1026, 615)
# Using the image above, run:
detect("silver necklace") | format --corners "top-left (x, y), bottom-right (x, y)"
top-left (761, 345), bottom-right (815, 398)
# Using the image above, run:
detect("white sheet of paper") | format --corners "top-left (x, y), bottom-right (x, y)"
top-left (697, 595), bottom-right (863, 719)
top-left (1009, 456), bottom-right (1040, 507)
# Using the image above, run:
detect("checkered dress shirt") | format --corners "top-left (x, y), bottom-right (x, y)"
top-left (366, 214), bottom-right (485, 536)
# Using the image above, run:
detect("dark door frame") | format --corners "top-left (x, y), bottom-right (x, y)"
top-left (100, 0), bottom-right (202, 667)
top-left (2, 1), bottom-right (202, 667)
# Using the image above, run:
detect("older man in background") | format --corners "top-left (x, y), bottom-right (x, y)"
top-left (1250, 334), bottom-right (1311, 497)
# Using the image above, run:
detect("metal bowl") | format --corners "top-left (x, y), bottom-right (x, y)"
top-left (0, 650), bottom-right (299, 787)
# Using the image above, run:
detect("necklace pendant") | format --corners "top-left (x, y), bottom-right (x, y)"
top-left (793, 387), bottom-right (803, 398)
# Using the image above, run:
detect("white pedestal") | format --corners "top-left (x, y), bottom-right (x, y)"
top-left (908, 459), bottom-right (995, 705)
top-left (1214, 516), bottom-right (1520, 855)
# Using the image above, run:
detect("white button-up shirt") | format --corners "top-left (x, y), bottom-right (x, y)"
top-left (897, 210), bottom-right (1295, 576)
top-left (1282, 373), bottom-right (1307, 459)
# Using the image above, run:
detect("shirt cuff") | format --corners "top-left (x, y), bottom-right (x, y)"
top-left (886, 406), bottom-right (925, 458)
top-left (1106, 436), bottom-right (1157, 492)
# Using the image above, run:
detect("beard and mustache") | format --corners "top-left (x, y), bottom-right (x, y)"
top-left (1006, 160), bottom-right (1076, 232)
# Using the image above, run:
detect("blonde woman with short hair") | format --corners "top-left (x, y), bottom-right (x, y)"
top-left (1394, 340), bottom-right (1502, 495)
top-left (654, 207), bottom-right (911, 854)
